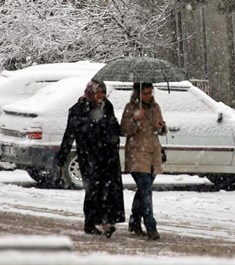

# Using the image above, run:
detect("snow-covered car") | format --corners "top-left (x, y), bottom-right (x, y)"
top-left (110, 82), bottom-right (235, 189)
top-left (0, 61), bottom-right (105, 112)
top-left (0, 80), bottom-right (234, 189)
top-left (0, 77), bottom-right (129, 187)
top-left (0, 61), bottom-right (104, 170)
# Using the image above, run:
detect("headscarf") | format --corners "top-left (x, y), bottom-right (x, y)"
top-left (83, 79), bottom-right (106, 101)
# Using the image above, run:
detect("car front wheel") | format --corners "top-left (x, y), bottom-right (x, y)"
top-left (26, 167), bottom-right (54, 187)
top-left (60, 152), bottom-right (83, 189)
top-left (206, 174), bottom-right (235, 190)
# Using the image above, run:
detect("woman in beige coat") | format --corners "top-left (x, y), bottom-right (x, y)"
top-left (120, 82), bottom-right (167, 241)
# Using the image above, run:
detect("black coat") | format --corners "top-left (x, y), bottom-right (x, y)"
top-left (56, 97), bottom-right (125, 224)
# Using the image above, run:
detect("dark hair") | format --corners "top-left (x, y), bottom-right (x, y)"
top-left (133, 83), bottom-right (153, 95)
top-left (131, 82), bottom-right (154, 103)
top-left (133, 82), bottom-right (153, 91)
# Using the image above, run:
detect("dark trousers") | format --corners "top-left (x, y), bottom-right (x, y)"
top-left (129, 172), bottom-right (157, 232)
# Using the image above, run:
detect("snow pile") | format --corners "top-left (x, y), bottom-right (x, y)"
top-left (0, 253), bottom-right (234, 265)
top-left (0, 235), bottom-right (73, 251)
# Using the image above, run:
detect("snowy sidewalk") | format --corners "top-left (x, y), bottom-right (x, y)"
top-left (0, 252), bottom-right (234, 265)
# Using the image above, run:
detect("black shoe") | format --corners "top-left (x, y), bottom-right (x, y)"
top-left (147, 230), bottom-right (161, 241)
top-left (128, 225), bottom-right (147, 236)
top-left (84, 226), bottom-right (102, 235)
top-left (103, 225), bottom-right (116, 238)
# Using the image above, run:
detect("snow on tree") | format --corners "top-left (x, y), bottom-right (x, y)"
top-left (0, 0), bottom-right (86, 69)
top-left (0, 0), bottom-right (174, 70)
top-left (76, 0), bottom-right (175, 61)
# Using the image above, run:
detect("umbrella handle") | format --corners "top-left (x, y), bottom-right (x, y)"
top-left (140, 82), bottom-right (142, 108)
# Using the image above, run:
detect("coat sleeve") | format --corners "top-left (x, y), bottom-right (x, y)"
top-left (120, 103), bottom-right (140, 136)
top-left (102, 100), bottom-right (120, 147)
top-left (55, 107), bottom-right (76, 167)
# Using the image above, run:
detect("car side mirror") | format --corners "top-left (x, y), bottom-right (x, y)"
top-left (217, 112), bottom-right (223, 123)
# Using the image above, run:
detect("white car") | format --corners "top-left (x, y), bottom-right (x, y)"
top-left (0, 61), bottom-right (104, 170)
top-left (110, 82), bottom-right (235, 189)
top-left (0, 79), bottom-right (234, 189)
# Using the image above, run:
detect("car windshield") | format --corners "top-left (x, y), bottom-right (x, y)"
top-left (155, 89), bottom-right (212, 113)
top-left (109, 86), bottom-right (213, 117)
top-left (23, 80), bottom-right (58, 97)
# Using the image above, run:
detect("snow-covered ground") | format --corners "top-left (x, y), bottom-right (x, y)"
top-left (0, 170), bottom-right (234, 265)
top-left (0, 251), bottom-right (235, 265)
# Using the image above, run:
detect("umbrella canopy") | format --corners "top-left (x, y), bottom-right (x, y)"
top-left (92, 57), bottom-right (187, 83)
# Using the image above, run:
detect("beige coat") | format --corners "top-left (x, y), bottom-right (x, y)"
top-left (120, 98), bottom-right (167, 175)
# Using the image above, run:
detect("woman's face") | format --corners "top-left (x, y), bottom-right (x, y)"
top-left (141, 87), bottom-right (153, 103)
top-left (93, 88), bottom-right (106, 104)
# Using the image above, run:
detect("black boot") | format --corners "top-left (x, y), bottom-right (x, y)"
top-left (128, 224), bottom-right (147, 236)
top-left (103, 224), bottom-right (116, 238)
top-left (147, 230), bottom-right (161, 241)
top-left (128, 215), bottom-right (146, 236)
top-left (84, 225), bottom-right (102, 235)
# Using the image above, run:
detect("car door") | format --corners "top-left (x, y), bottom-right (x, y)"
top-left (155, 84), bottom-right (235, 174)
top-left (165, 114), bottom-right (234, 166)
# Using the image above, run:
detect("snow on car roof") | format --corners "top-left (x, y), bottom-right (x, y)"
top-left (1, 78), bottom-right (235, 139)
top-left (0, 62), bottom-right (105, 108)
top-left (1, 61), bottom-right (105, 77)
top-left (0, 61), bottom-right (105, 93)
top-left (2, 73), bottom-right (235, 131)
top-left (155, 81), bottom-right (190, 91)
top-left (2, 76), bottom-right (91, 115)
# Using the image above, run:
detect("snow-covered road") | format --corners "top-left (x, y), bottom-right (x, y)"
top-left (0, 170), bottom-right (234, 242)
top-left (0, 170), bottom-right (234, 265)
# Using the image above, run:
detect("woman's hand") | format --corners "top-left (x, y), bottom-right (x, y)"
top-left (156, 121), bottom-right (167, 135)
top-left (156, 121), bottom-right (165, 130)
top-left (133, 108), bottom-right (145, 122)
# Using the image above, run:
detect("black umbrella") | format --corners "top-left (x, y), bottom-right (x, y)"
top-left (92, 57), bottom-right (187, 83)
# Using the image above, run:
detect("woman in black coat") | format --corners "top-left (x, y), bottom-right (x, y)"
top-left (55, 80), bottom-right (125, 238)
